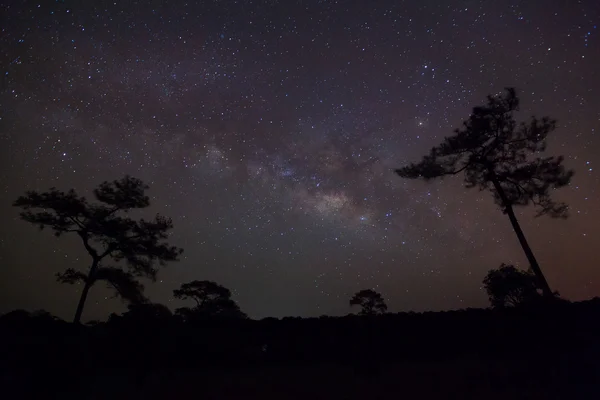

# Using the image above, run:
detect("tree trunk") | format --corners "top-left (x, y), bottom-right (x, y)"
top-left (73, 260), bottom-right (98, 324)
top-left (490, 178), bottom-right (554, 298)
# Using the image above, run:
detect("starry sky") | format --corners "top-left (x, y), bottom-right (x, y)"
top-left (0, 0), bottom-right (598, 321)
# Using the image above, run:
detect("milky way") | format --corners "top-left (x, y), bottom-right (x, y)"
top-left (1, 1), bottom-right (598, 320)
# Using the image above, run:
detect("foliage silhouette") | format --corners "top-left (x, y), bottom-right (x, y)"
top-left (57, 266), bottom-right (148, 304)
top-left (483, 263), bottom-right (542, 308)
top-left (0, 309), bottom-right (62, 326)
top-left (395, 88), bottom-right (574, 297)
top-left (173, 280), bottom-right (247, 321)
top-left (13, 176), bottom-right (183, 323)
top-left (350, 289), bottom-right (388, 315)
top-left (108, 302), bottom-right (174, 327)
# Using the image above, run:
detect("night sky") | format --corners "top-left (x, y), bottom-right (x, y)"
top-left (0, 1), bottom-right (598, 321)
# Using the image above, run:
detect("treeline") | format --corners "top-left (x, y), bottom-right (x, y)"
top-left (3, 297), bottom-right (600, 398)
top-left (2, 299), bottom-right (600, 377)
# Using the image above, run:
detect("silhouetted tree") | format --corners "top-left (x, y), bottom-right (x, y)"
top-left (13, 176), bottom-right (183, 323)
top-left (483, 264), bottom-right (542, 308)
top-left (173, 280), bottom-right (247, 320)
top-left (350, 289), bottom-right (388, 315)
top-left (395, 88), bottom-right (573, 298)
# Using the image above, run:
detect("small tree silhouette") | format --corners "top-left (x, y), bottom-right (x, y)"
top-left (13, 176), bottom-right (183, 323)
top-left (395, 88), bottom-right (573, 298)
top-left (174, 280), bottom-right (247, 320)
top-left (350, 289), bottom-right (388, 315)
top-left (483, 263), bottom-right (542, 308)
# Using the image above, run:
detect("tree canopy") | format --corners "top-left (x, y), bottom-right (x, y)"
top-left (174, 280), bottom-right (247, 320)
top-left (350, 289), bottom-right (388, 315)
top-left (482, 264), bottom-right (542, 308)
top-left (395, 88), bottom-right (573, 218)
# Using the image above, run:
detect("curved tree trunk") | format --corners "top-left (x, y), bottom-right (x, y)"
top-left (490, 177), bottom-right (554, 298)
top-left (73, 260), bottom-right (98, 324)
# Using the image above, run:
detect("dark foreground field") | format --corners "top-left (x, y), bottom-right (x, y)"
top-left (2, 300), bottom-right (600, 399)
top-left (39, 357), bottom-right (596, 399)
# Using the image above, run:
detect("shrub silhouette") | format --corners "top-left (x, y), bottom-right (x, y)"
top-left (109, 302), bottom-right (174, 326)
top-left (483, 263), bottom-right (542, 308)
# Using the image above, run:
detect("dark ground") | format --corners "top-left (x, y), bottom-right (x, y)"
top-left (2, 300), bottom-right (599, 399)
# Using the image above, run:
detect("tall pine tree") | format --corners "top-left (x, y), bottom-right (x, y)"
top-left (395, 88), bottom-right (574, 297)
